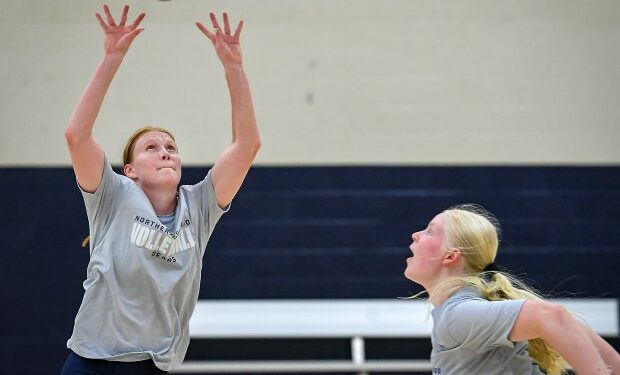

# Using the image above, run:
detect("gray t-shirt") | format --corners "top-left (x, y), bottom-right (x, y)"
top-left (67, 158), bottom-right (228, 371)
top-left (430, 287), bottom-right (544, 375)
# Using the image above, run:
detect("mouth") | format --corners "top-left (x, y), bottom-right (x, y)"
top-left (407, 245), bottom-right (415, 261)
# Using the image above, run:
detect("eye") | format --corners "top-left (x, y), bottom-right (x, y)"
top-left (146, 145), bottom-right (156, 151)
top-left (167, 146), bottom-right (177, 152)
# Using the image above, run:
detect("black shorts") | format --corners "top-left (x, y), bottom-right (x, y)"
top-left (60, 351), bottom-right (168, 375)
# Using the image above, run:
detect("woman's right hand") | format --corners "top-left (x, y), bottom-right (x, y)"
top-left (96, 4), bottom-right (145, 58)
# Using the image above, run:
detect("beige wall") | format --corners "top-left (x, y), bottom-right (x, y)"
top-left (1, 0), bottom-right (619, 166)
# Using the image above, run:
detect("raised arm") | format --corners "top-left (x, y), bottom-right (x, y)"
top-left (196, 13), bottom-right (261, 208)
top-left (509, 300), bottom-right (617, 374)
top-left (65, 4), bottom-right (145, 192)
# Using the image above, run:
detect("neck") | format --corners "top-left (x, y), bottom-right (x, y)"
top-left (424, 268), bottom-right (467, 307)
top-left (140, 185), bottom-right (177, 215)
top-left (428, 285), bottom-right (458, 307)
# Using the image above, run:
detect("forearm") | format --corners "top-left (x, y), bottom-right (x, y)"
top-left (224, 64), bottom-right (260, 150)
top-left (542, 309), bottom-right (609, 374)
top-left (586, 327), bottom-right (620, 373)
top-left (65, 53), bottom-right (124, 141)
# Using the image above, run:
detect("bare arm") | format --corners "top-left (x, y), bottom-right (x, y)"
top-left (509, 300), bottom-right (614, 374)
top-left (196, 13), bottom-right (261, 209)
top-left (65, 5), bottom-right (145, 192)
top-left (586, 325), bottom-right (620, 374)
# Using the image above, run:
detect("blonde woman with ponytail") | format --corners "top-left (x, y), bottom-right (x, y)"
top-left (404, 204), bottom-right (619, 374)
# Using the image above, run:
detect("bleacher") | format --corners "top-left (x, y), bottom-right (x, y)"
top-left (176, 299), bottom-right (618, 373)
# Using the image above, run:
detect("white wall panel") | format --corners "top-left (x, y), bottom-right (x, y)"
top-left (1, 0), bottom-right (618, 165)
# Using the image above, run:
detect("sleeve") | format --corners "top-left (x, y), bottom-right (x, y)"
top-left (444, 299), bottom-right (526, 352)
top-left (184, 169), bottom-right (230, 252)
top-left (78, 155), bottom-right (122, 246)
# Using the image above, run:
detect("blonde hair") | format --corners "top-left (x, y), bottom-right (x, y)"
top-left (435, 204), bottom-right (570, 375)
top-left (82, 126), bottom-right (176, 248)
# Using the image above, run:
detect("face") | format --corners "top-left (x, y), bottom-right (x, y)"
top-left (124, 131), bottom-right (182, 190)
top-left (404, 213), bottom-right (449, 286)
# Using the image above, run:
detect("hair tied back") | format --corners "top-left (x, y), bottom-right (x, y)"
top-left (482, 262), bottom-right (500, 273)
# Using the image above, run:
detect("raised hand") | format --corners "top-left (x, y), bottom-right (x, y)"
top-left (196, 12), bottom-right (244, 67)
top-left (96, 4), bottom-right (145, 57)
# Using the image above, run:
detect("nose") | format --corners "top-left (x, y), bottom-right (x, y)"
top-left (159, 148), bottom-right (170, 160)
top-left (411, 231), bottom-right (420, 242)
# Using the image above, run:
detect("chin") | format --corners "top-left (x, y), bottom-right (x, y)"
top-left (404, 268), bottom-right (425, 285)
top-left (159, 171), bottom-right (180, 183)
top-left (151, 177), bottom-right (180, 189)
top-left (404, 268), bottom-right (416, 282)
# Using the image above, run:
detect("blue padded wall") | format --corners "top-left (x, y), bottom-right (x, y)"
top-left (203, 166), bottom-right (620, 299)
top-left (1, 165), bottom-right (618, 373)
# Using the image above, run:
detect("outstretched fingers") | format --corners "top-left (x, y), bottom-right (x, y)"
top-left (233, 20), bottom-right (244, 39)
top-left (223, 12), bottom-right (231, 35)
top-left (198, 12), bottom-right (243, 49)
top-left (119, 5), bottom-right (129, 26)
top-left (210, 12), bottom-right (223, 33)
top-left (95, 12), bottom-right (109, 32)
top-left (220, 13), bottom-right (243, 40)
top-left (196, 22), bottom-right (216, 44)
top-left (103, 4), bottom-right (116, 26)
top-left (97, 5), bottom-right (143, 31)
top-left (129, 12), bottom-right (146, 30)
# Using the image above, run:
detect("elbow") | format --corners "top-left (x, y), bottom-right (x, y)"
top-left (539, 303), bottom-right (572, 337)
top-left (65, 128), bottom-right (92, 149)
top-left (231, 137), bottom-right (261, 162)
top-left (247, 140), bottom-right (261, 160)
top-left (242, 136), bottom-right (261, 156)
top-left (253, 137), bottom-right (262, 154)
top-left (64, 128), bottom-right (79, 145)
top-left (547, 304), bottom-right (571, 322)
top-left (65, 125), bottom-right (92, 146)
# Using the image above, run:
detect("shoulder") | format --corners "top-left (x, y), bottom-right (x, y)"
top-left (446, 295), bottom-right (525, 327)
top-left (434, 290), bottom-right (487, 332)
top-left (437, 288), bottom-right (484, 314)
top-left (433, 289), bottom-right (526, 349)
top-left (102, 160), bottom-right (135, 189)
top-left (178, 170), bottom-right (214, 194)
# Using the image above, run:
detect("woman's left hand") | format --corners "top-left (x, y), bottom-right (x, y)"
top-left (196, 12), bottom-right (244, 67)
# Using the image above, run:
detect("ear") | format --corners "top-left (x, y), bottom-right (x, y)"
top-left (442, 248), bottom-right (462, 266)
top-left (124, 163), bottom-right (137, 179)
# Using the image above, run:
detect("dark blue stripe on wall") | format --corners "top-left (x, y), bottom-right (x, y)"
top-left (0, 165), bottom-right (619, 372)
top-left (203, 165), bottom-right (620, 299)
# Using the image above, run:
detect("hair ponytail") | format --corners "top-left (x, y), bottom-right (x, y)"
top-left (436, 272), bottom-right (570, 375)
top-left (438, 205), bottom-right (571, 375)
